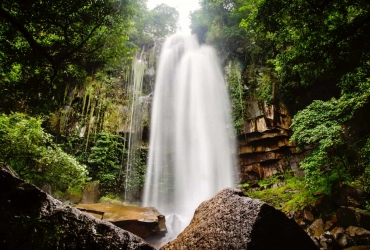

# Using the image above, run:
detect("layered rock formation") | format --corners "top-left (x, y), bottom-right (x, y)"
top-left (0, 164), bottom-right (154, 250)
top-left (239, 100), bottom-right (304, 182)
top-left (161, 188), bottom-right (318, 250)
top-left (76, 203), bottom-right (166, 238)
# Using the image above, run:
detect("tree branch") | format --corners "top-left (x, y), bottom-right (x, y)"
top-left (55, 21), bottom-right (106, 64)
top-left (0, 6), bottom-right (55, 67)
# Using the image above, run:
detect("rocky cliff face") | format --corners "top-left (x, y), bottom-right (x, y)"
top-left (238, 100), bottom-right (305, 182)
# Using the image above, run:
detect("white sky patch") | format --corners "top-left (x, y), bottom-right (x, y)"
top-left (147, 0), bottom-right (200, 35)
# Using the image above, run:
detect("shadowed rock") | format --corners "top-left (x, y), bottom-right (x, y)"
top-left (161, 188), bottom-right (318, 250)
top-left (0, 164), bottom-right (154, 250)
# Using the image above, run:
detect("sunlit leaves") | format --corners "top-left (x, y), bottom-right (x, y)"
top-left (0, 113), bottom-right (88, 190)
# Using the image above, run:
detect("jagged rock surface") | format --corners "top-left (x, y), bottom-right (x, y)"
top-left (0, 164), bottom-right (154, 250)
top-left (161, 188), bottom-right (318, 250)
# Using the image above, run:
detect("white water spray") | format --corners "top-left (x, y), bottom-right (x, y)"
top-left (143, 34), bottom-right (236, 241)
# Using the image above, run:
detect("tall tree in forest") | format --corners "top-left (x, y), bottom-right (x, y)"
top-left (0, 0), bottom-right (134, 113)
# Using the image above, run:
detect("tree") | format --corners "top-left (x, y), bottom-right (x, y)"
top-left (0, 113), bottom-right (88, 190)
top-left (144, 4), bottom-right (179, 39)
top-left (247, 0), bottom-right (370, 110)
top-left (0, 0), bottom-right (134, 113)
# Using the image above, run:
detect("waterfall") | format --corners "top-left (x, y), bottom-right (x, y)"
top-left (123, 57), bottom-right (146, 202)
top-left (143, 34), bottom-right (236, 241)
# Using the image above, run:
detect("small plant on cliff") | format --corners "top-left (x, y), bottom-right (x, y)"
top-left (227, 60), bottom-right (247, 135)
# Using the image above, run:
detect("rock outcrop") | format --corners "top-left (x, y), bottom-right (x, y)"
top-left (337, 207), bottom-right (370, 231)
top-left (76, 203), bottom-right (166, 238)
top-left (238, 100), bottom-right (304, 182)
top-left (82, 181), bottom-right (100, 204)
top-left (290, 184), bottom-right (370, 249)
top-left (161, 188), bottom-right (318, 250)
top-left (0, 164), bottom-right (154, 250)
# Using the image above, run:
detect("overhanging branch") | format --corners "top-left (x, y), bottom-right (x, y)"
top-left (0, 6), bottom-right (56, 67)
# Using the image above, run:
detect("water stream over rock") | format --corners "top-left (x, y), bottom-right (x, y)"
top-left (143, 34), bottom-right (237, 243)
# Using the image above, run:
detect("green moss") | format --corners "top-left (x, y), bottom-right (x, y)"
top-left (53, 190), bottom-right (66, 199)
top-left (99, 193), bottom-right (127, 206)
top-left (245, 173), bottom-right (320, 213)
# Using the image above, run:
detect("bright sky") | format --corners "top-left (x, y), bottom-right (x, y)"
top-left (147, 0), bottom-right (200, 35)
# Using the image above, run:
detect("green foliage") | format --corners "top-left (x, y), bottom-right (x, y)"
top-left (246, 0), bottom-right (370, 109)
top-left (227, 60), bottom-right (247, 134)
top-left (0, 113), bottom-right (88, 190)
top-left (99, 193), bottom-right (126, 205)
top-left (85, 132), bottom-right (125, 194)
top-left (0, 0), bottom-right (135, 113)
top-left (129, 3), bottom-right (179, 47)
top-left (246, 173), bottom-right (319, 213)
top-left (291, 79), bottom-right (370, 193)
top-left (125, 148), bottom-right (147, 197)
top-left (145, 4), bottom-right (179, 38)
top-left (192, 0), bottom-right (253, 56)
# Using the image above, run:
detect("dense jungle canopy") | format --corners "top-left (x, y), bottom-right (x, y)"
top-left (0, 0), bottom-right (369, 211)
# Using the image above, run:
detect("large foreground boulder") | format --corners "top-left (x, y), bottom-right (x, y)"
top-left (161, 188), bottom-right (318, 250)
top-left (76, 203), bottom-right (167, 238)
top-left (0, 165), bottom-right (154, 250)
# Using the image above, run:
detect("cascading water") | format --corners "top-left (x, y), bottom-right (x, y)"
top-left (143, 34), bottom-right (236, 242)
top-left (123, 57), bottom-right (146, 202)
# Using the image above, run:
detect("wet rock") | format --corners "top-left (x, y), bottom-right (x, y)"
top-left (0, 164), bottom-right (154, 250)
top-left (272, 181), bottom-right (286, 188)
top-left (332, 184), bottom-right (365, 207)
top-left (41, 183), bottom-right (52, 195)
top-left (338, 233), bottom-right (351, 248)
top-left (304, 206), bottom-right (315, 222)
top-left (325, 220), bottom-right (335, 231)
top-left (76, 203), bottom-right (167, 238)
top-left (331, 226), bottom-right (345, 240)
top-left (319, 231), bottom-right (338, 250)
top-left (337, 207), bottom-right (370, 231)
top-left (309, 219), bottom-right (325, 237)
top-left (82, 181), bottom-right (100, 204)
top-left (314, 195), bottom-right (338, 221)
top-left (161, 188), bottom-right (318, 250)
top-left (343, 246), bottom-right (370, 250)
top-left (346, 226), bottom-right (370, 245)
top-left (346, 226), bottom-right (370, 238)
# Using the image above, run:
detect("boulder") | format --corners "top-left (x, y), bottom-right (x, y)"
top-left (337, 207), bottom-right (370, 231)
top-left (303, 206), bottom-right (315, 222)
top-left (345, 226), bottom-right (370, 246)
top-left (82, 181), bottom-right (100, 204)
top-left (331, 226), bottom-right (345, 240)
top-left (319, 231), bottom-right (338, 250)
top-left (76, 203), bottom-right (167, 238)
top-left (0, 164), bottom-right (154, 250)
top-left (161, 188), bottom-right (318, 250)
top-left (332, 184), bottom-right (365, 207)
top-left (308, 219), bottom-right (325, 237)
